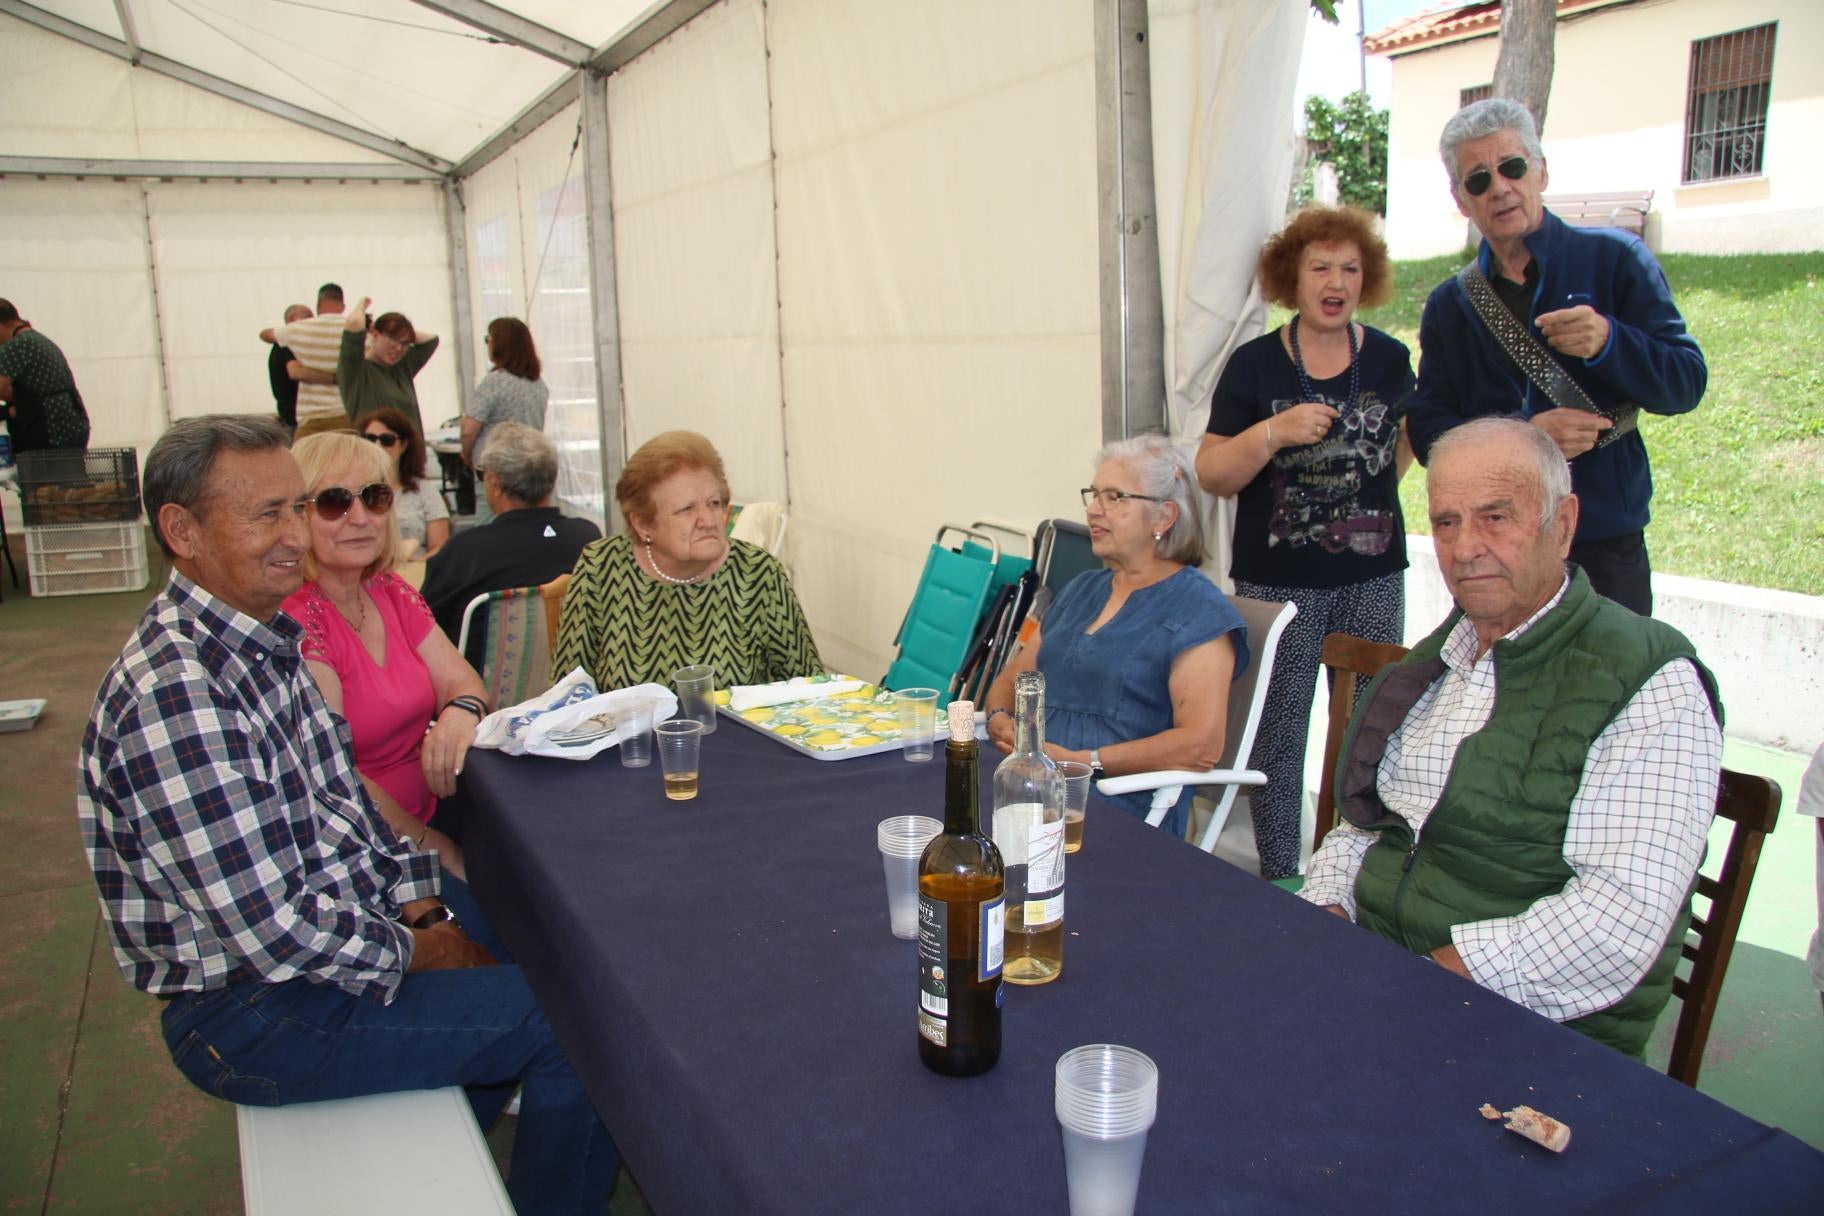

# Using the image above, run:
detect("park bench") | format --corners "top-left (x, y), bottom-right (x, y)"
top-left (237, 1087), bottom-right (514, 1215)
top-left (1545, 189), bottom-right (1654, 238)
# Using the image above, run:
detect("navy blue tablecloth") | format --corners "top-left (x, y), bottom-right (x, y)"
top-left (461, 724), bottom-right (1824, 1215)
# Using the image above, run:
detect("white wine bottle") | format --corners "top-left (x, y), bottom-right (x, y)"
top-left (917, 700), bottom-right (1005, 1076)
top-left (992, 671), bottom-right (1065, 985)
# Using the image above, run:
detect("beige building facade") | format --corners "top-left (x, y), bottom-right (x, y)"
top-left (1372, 0), bottom-right (1824, 258)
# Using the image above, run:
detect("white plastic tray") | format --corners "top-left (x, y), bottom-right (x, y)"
top-left (0, 698), bottom-right (47, 733)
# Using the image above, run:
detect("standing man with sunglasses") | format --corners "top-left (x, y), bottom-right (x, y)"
top-left (1404, 98), bottom-right (1706, 616)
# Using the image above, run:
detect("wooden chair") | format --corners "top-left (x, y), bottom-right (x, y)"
top-left (1311, 633), bottom-right (1409, 857)
top-left (1667, 768), bottom-right (1781, 1087)
top-left (539, 572), bottom-right (569, 657)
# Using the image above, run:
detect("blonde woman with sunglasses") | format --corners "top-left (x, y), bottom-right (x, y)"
top-left (281, 432), bottom-right (488, 880)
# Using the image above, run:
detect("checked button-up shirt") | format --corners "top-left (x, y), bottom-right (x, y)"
top-left (79, 573), bottom-right (440, 1002)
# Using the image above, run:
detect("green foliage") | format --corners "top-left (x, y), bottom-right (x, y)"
top-left (1309, 0), bottom-right (1340, 20)
top-left (1335, 251), bottom-right (1824, 596)
top-left (1301, 91), bottom-right (1390, 215)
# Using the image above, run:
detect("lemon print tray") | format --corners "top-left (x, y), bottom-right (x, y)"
top-left (714, 677), bottom-right (929, 761)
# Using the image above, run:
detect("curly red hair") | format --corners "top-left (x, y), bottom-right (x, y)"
top-left (1256, 206), bottom-right (1392, 311)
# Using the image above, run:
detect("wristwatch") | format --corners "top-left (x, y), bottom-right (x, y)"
top-left (408, 904), bottom-right (459, 931)
top-left (1088, 748), bottom-right (1103, 774)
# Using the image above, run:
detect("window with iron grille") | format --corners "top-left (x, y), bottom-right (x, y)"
top-left (1460, 83), bottom-right (1492, 108)
top-left (1683, 23), bottom-right (1776, 183)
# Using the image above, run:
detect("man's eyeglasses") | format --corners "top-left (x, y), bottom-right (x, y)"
top-left (1081, 487), bottom-right (1166, 509)
top-left (363, 432), bottom-right (401, 449)
top-left (309, 482), bottom-right (395, 521)
top-left (1461, 155), bottom-right (1530, 198)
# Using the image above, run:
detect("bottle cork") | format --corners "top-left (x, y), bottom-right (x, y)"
top-left (946, 700), bottom-right (975, 742)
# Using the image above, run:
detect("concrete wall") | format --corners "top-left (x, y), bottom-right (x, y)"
top-left (1402, 536), bottom-right (1824, 752)
top-left (1381, 0), bottom-right (1824, 259)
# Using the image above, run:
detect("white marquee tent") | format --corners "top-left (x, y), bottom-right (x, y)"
top-left (0, 0), bottom-right (1306, 677)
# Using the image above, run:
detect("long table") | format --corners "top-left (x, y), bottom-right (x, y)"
top-left (462, 723), bottom-right (1824, 1214)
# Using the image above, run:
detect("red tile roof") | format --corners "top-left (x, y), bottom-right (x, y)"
top-left (1364, 1), bottom-right (1623, 58)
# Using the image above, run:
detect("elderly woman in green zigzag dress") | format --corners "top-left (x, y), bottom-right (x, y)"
top-left (552, 430), bottom-right (823, 691)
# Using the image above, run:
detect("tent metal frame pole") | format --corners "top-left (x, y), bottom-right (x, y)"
top-left (454, 74), bottom-right (580, 180)
top-left (0, 156), bottom-right (442, 183)
top-left (444, 179), bottom-right (477, 435)
top-left (405, 0), bottom-right (591, 67)
top-left (137, 184), bottom-right (175, 432)
top-left (1094, 0), bottom-right (1165, 441)
top-left (588, 0), bottom-right (720, 74)
top-left (579, 69), bottom-right (625, 533)
top-left (0, 0), bottom-right (450, 175)
top-left (109, 0), bottom-right (139, 62)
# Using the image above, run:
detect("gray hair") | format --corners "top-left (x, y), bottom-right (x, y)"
top-left (477, 421), bottom-right (558, 506)
top-left (1439, 98), bottom-right (1545, 201)
top-left (1429, 416), bottom-right (1572, 528)
top-left (143, 415), bottom-right (292, 556)
top-left (1096, 432), bottom-right (1206, 565)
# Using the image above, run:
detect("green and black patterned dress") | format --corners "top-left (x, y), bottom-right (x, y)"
top-left (553, 535), bottom-right (823, 690)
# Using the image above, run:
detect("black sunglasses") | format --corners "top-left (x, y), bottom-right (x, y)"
top-left (363, 431), bottom-right (401, 449)
top-left (310, 482), bottom-right (395, 521)
top-left (1462, 155), bottom-right (1530, 198)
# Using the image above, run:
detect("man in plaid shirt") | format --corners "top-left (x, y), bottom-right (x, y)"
top-left (78, 415), bottom-right (615, 1215)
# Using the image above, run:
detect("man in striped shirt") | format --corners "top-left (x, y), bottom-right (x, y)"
top-left (78, 415), bottom-right (617, 1213)
top-left (261, 283), bottom-right (350, 438)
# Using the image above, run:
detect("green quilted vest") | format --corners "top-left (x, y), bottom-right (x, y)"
top-left (1333, 569), bottom-right (1722, 1058)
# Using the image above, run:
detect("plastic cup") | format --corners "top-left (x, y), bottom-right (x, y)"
top-left (877, 815), bottom-right (943, 938)
top-left (656, 719), bottom-right (704, 801)
top-left (894, 688), bottom-right (940, 762)
top-left (1056, 760), bottom-right (1093, 854)
top-left (673, 664), bottom-right (717, 734)
top-left (616, 695), bottom-right (655, 768)
top-left (1055, 1045), bottom-right (1158, 1216)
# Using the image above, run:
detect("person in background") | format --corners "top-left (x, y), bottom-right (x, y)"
top-left (1301, 418), bottom-right (1723, 1062)
top-left (359, 407), bottom-right (449, 560)
top-left (80, 415), bottom-right (618, 1214)
top-left (985, 434), bottom-right (1250, 841)
top-left (554, 430), bottom-right (822, 689)
top-left (1800, 742), bottom-right (1824, 1014)
top-left (421, 422), bottom-right (600, 645)
top-left (262, 283), bottom-right (350, 440)
top-left (1402, 98), bottom-right (1706, 616)
top-left (463, 317), bottom-right (549, 525)
top-left (339, 297), bottom-right (439, 438)
top-left (283, 431), bottom-right (484, 879)
top-left (0, 298), bottom-right (90, 453)
top-left (268, 303), bottom-right (312, 432)
top-left (1195, 205), bottom-right (1415, 881)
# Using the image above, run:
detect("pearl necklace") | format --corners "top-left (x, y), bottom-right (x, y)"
top-left (1289, 314), bottom-right (1361, 418)
top-left (644, 539), bottom-right (707, 586)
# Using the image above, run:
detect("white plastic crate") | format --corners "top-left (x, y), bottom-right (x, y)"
top-left (25, 519), bottom-right (150, 597)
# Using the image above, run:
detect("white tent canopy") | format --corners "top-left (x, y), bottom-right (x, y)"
top-left (0, 0), bottom-right (1304, 678)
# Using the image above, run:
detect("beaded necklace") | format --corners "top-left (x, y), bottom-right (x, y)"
top-left (1289, 314), bottom-right (1361, 418)
top-left (645, 539), bottom-right (708, 586)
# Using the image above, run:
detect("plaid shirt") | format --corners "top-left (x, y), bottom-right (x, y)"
top-left (1302, 578), bottom-right (1723, 1023)
top-left (79, 573), bottom-right (440, 1002)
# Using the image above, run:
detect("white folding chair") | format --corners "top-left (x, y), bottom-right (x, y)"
top-left (1094, 596), bottom-right (1297, 854)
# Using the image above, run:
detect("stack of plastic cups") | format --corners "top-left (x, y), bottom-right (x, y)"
top-left (1055, 1044), bottom-right (1159, 1216)
top-left (877, 815), bottom-right (943, 938)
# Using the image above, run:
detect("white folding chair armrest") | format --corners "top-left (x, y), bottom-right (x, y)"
top-left (1096, 769), bottom-right (1268, 797)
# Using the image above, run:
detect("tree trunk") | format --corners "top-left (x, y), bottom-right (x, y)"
top-left (1492, 0), bottom-right (1556, 135)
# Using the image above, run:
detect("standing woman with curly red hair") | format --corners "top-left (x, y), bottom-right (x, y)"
top-left (1194, 205), bottom-right (1415, 882)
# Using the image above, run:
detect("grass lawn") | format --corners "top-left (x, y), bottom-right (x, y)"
top-left (1325, 249), bottom-right (1824, 596)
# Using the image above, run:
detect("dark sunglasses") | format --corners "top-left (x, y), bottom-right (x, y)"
top-left (363, 431), bottom-right (401, 449)
top-left (1462, 155), bottom-right (1529, 198)
top-left (310, 482), bottom-right (395, 521)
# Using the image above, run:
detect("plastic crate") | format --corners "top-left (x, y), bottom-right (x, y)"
top-left (25, 520), bottom-right (150, 597)
top-left (17, 447), bottom-right (141, 526)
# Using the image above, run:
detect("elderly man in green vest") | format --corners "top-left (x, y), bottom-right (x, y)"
top-left (1301, 416), bottom-right (1723, 1059)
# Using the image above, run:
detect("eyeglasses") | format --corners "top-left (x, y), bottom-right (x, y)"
top-left (1081, 487), bottom-right (1166, 510)
top-left (1461, 155), bottom-right (1530, 198)
top-left (362, 432), bottom-right (401, 449)
top-left (309, 482), bottom-right (395, 521)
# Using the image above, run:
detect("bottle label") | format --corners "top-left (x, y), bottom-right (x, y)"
top-left (917, 895), bottom-right (949, 1046)
top-left (980, 895), bottom-right (1004, 981)
top-left (1024, 818), bottom-right (1065, 928)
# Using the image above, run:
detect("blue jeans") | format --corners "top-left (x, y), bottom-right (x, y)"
top-left (158, 879), bottom-right (617, 1216)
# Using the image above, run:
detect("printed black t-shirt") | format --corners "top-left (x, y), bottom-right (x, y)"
top-left (1206, 325), bottom-right (1414, 589)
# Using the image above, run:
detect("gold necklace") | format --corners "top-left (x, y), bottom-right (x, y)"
top-left (330, 585), bottom-right (368, 632)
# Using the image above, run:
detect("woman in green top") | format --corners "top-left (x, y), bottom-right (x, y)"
top-left (338, 296), bottom-right (439, 437)
top-left (553, 430), bottom-right (823, 690)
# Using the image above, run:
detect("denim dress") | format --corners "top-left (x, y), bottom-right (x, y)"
top-left (1038, 567), bottom-right (1250, 838)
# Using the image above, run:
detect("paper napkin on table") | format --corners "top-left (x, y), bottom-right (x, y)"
top-left (473, 668), bottom-right (679, 761)
top-left (728, 676), bottom-right (867, 713)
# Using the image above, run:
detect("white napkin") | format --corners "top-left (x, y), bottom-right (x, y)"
top-left (728, 676), bottom-right (867, 712)
top-left (473, 668), bottom-right (679, 760)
